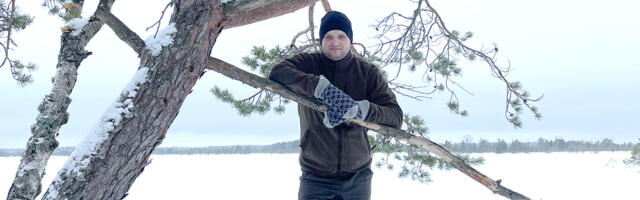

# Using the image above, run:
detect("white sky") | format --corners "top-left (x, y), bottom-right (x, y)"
top-left (1, 0), bottom-right (639, 148)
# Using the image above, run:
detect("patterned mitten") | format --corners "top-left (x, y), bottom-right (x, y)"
top-left (314, 75), bottom-right (370, 128)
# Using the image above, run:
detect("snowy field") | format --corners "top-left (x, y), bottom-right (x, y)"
top-left (1, 152), bottom-right (638, 199)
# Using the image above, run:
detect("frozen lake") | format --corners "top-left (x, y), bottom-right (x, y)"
top-left (1, 152), bottom-right (638, 199)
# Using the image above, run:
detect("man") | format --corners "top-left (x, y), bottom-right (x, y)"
top-left (269, 11), bottom-right (403, 200)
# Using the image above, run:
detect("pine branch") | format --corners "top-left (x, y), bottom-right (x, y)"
top-left (1, 0), bottom-right (36, 86)
top-left (1, 0), bottom-right (16, 68)
top-left (207, 57), bottom-right (328, 112)
top-left (205, 57), bottom-right (530, 200)
top-left (367, 0), bottom-right (543, 127)
top-left (422, 0), bottom-right (542, 126)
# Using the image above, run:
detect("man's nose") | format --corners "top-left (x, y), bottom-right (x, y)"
top-left (329, 39), bottom-right (340, 46)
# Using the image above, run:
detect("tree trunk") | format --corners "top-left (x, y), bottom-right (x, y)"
top-left (6, 1), bottom-right (114, 199)
top-left (41, 1), bottom-right (223, 199)
top-left (39, 0), bottom-right (318, 199)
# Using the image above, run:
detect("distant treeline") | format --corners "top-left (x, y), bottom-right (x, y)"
top-left (0, 147), bottom-right (76, 157)
top-left (153, 140), bottom-right (300, 154)
top-left (0, 138), bottom-right (633, 156)
top-left (442, 138), bottom-right (633, 153)
top-left (0, 141), bottom-right (301, 157)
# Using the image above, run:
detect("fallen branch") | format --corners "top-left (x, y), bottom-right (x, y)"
top-left (206, 57), bottom-right (530, 200)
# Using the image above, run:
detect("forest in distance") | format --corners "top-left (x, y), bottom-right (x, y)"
top-left (1, 137), bottom-right (632, 156)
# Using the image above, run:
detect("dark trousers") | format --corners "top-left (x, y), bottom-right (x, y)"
top-left (298, 168), bottom-right (373, 200)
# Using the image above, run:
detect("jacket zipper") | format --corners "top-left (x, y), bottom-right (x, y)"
top-left (337, 129), bottom-right (342, 177)
top-left (334, 61), bottom-right (343, 177)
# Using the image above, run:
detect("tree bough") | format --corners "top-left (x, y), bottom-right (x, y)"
top-left (206, 57), bottom-right (530, 200)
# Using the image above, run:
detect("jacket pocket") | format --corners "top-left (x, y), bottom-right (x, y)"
top-left (300, 126), bottom-right (337, 175)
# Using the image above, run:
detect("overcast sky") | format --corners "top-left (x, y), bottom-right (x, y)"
top-left (1, 0), bottom-right (639, 148)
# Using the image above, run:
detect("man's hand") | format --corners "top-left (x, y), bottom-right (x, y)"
top-left (314, 75), bottom-right (369, 128)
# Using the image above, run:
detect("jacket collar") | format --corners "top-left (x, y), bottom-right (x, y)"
top-left (322, 51), bottom-right (354, 68)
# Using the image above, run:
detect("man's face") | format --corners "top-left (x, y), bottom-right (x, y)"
top-left (321, 30), bottom-right (351, 61)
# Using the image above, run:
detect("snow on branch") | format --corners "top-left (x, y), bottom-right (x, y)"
top-left (63, 17), bottom-right (90, 36)
top-left (43, 67), bottom-right (149, 200)
top-left (144, 23), bottom-right (177, 56)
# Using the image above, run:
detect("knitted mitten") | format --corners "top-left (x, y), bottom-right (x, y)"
top-left (314, 75), bottom-right (369, 128)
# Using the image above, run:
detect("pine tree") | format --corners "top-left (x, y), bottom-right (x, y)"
top-left (7, 0), bottom-right (539, 199)
top-left (0, 0), bottom-right (35, 86)
top-left (624, 139), bottom-right (640, 166)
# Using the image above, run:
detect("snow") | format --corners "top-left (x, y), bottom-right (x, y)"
top-left (65, 17), bottom-right (90, 36)
top-left (16, 158), bottom-right (44, 178)
top-left (222, 0), bottom-right (235, 4)
top-left (256, 58), bottom-right (267, 66)
top-left (3, 152), bottom-right (636, 199)
top-left (144, 23), bottom-right (178, 56)
top-left (41, 67), bottom-right (149, 199)
top-left (32, 138), bottom-right (44, 144)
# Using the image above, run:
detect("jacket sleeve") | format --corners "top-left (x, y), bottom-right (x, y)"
top-left (363, 67), bottom-right (404, 128)
top-left (268, 53), bottom-right (319, 97)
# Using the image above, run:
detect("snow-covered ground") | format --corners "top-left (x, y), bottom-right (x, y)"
top-left (1, 152), bottom-right (638, 199)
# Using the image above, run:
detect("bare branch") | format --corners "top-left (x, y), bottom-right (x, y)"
top-left (389, 81), bottom-right (434, 100)
top-left (352, 42), bottom-right (367, 56)
top-left (367, 0), bottom-right (541, 126)
top-left (145, 1), bottom-right (173, 38)
top-left (289, 3), bottom-right (320, 53)
top-left (240, 89), bottom-right (264, 102)
top-left (308, 3), bottom-right (318, 51)
top-left (320, 0), bottom-right (331, 12)
top-left (222, 0), bottom-right (319, 29)
top-left (95, 8), bottom-right (146, 55)
top-left (291, 26), bottom-right (311, 50)
top-left (295, 42), bottom-right (319, 53)
top-left (422, 0), bottom-right (541, 124)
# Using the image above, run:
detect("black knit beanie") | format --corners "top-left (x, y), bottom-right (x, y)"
top-left (319, 11), bottom-right (353, 44)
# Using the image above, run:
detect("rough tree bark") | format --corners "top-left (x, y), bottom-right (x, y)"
top-left (205, 58), bottom-right (530, 200)
top-left (6, 1), bottom-right (115, 199)
top-left (35, 0), bottom-right (318, 199)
